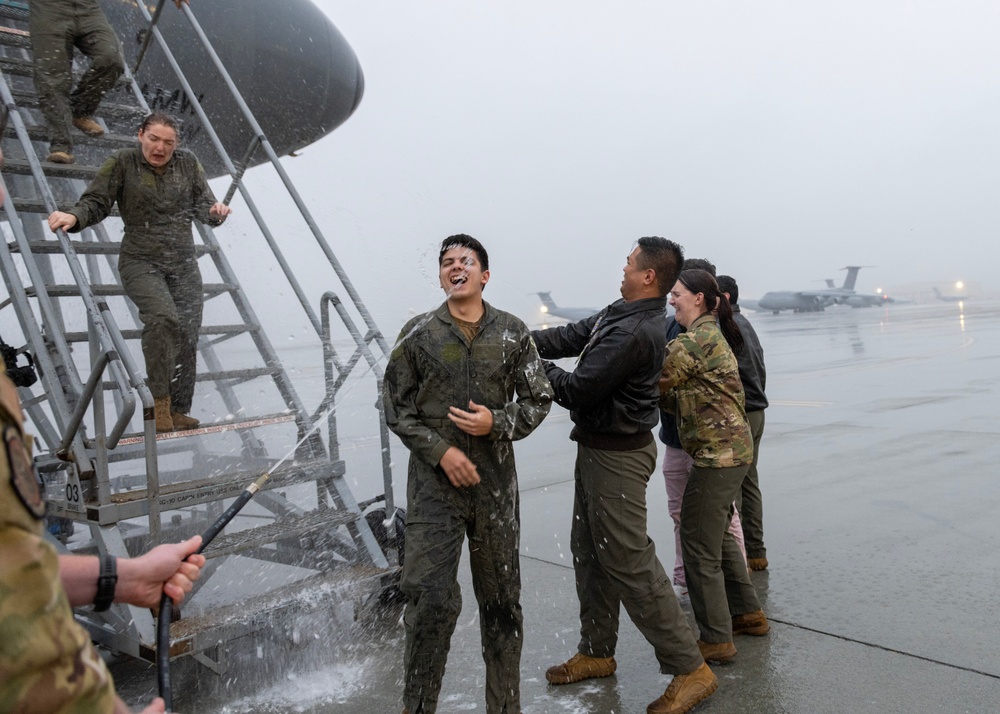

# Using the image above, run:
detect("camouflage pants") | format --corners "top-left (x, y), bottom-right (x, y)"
top-left (29, 0), bottom-right (124, 153)
top-left (400, 467), bottom-right (522, 714)
top-left (681, 463), bottom-right (760, 643)
top-left (119, 255), bottom-right (202, 412)
top-left (572, 441), bottom-right (703, 675)
top-left (736, 409), bottom-right (767, 560)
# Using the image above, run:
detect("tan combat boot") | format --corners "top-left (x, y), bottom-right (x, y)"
top-left (545, 652), bottom-right (617, 684)
top-left (170, 411), bottom-right (200, 430)
top-left (46, 150), bottom-right (75, 164)
top-left (697, 640), bottom-right (737, 665)
top-left (72, 116), bottom-right (104, 136)
top-left (154, 396), bottom-right (174, 433)
top-left (747, 556), bottom-right (769, 571)
top-left (646, 662), bottom-right (718, 714)
top-left (732, 609), bottom-right (770, 636)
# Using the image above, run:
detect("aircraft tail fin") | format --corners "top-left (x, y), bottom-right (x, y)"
top-left (932, 287), bottom-right (943, 298)
top-left (841, 266), bottom-right (862, 291)
top-left (825, 279), bottom-right (836, 288)
top-left (536, 292), bottom-right (558, 310)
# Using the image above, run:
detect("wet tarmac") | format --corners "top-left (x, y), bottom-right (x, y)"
top-left (117, 300), bottom-right (1000, 713)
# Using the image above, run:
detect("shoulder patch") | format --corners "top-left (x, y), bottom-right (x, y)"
top-left (5, 425), bottom-right (45, 519)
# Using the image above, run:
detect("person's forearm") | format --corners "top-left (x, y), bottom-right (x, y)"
top-left (59, 554), bottom-right (144, 607)
top-left (58, 554), bottom-right (100, 607)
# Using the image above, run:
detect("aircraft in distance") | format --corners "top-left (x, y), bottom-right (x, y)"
top-left (756, 266), bottom-right (893, 314)
top-left (95, 0), bottom-right (364, 178)
top-left (535, 292), bottom-right (599, 321)
top-left (933, 287), bottom-right (968, 302)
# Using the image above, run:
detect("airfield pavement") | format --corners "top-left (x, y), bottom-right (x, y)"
top-left (116, 299), bottom-right (1000, 714)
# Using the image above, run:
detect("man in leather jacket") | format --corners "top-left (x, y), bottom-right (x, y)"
top-left (531, 237), bottom-right (718, 714)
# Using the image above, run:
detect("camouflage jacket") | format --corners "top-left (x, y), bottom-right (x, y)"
top-left (659, 314), bottom-right (752, 468)
top-left (67, 147), bottom-right (224, 263)
top-left (383, 301), bottom-right (552, 489)
top-left (0, 374), bottom-right (116, 713)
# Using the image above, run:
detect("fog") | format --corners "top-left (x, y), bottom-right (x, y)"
top-left (231, 0), bottom-right (1000, 336)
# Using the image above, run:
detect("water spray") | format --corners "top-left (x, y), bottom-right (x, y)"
top-left (156, 403), bottom-right (336, 710)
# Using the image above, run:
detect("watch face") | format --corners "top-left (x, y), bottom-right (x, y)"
top-left (5, 426), bottom-right (45, 519)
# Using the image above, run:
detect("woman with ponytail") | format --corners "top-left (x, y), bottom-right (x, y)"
top-left (658, 268), bottom-right (768, 665)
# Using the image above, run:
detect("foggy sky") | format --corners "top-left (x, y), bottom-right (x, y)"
top-left (249, 1), bottom-right (1000, 334)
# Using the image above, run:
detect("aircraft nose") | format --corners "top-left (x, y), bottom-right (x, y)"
top-left (119, 0), bottom-right (365, 177)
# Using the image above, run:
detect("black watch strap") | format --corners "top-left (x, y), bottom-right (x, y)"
top-left (94, 554), bottom-right (117, 612)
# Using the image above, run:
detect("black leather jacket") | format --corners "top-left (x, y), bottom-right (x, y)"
top-left (532, 296), bottom-right (667, 448)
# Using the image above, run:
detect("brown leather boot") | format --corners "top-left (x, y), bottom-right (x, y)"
top-left (697, 640), bottom-right (737, 665)
top-left (646, 662), bottom-right (718, 714)
top-left (154, 396), bottom-right (174, 433)
top-left (72, 116), bottom-right (104, 136)
top-left (732, 609), bottom-right (770, 636)
top-left (545, 652), bottom-right (617, 684)
top-left (46, 150), bottom-right (75, 164)
top-left (170, 411), bottom-right (200, 430)
top-left (747, 556), bottom-right (769, 571)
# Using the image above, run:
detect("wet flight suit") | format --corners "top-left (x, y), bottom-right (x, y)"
top-left (0, 374), bottom-right (117, 712)
top-left (531, 297), bottom-right (705, 678)
top-left (65, 147), bottom-right (226, 414)
top-left (660, 313), bottom-right (761, 643)
top-left (28, 0), bottom-right (124, 156)
top-left (384, 301), bottom-right (552, 714)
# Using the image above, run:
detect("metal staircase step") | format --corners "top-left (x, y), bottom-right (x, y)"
top-left (64, 323), bottom-right (256, 343)
top-left (1, 157), bottom-right (102, 180)
top-left (10, 197), bottom-right (119, 215)
top-left (192, 365), bottom-right (279, 384)
top-left (2, 122), bottom-right (138, 148)
top-left (0, 23), bottom-right (29, 49)
top-left (6, 88), bottom-right (145, 122)
top-left (7, 239), bottom-right (217, 256)
top-left (0, 53), bottom-right (30, 76)
top-left (203, 506), bottom-right (361, 559)
top-left (24, 282), bottom-right (235, 297)
top-left (0, 1), bottom-right (28, 22)
top-left (150, 565), bottom-right (391, 660)
top-left (81, 458), bottom-right (346, 524)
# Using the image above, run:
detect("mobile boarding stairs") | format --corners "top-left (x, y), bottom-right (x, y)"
top-left (0, 0), bottom-right (399, 674)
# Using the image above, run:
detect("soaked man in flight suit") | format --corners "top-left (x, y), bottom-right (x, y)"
top-left (48, 112), bottom-right (231, 433)
top-left (384, 234), bottom-right (553, 714)
top-left (0, 372), bottom-right (206, 713)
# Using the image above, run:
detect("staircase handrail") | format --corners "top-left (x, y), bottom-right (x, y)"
top-left (132, 1), bottom-right (391, 361)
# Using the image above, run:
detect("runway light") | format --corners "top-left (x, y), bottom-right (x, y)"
top-left (876, 288), bottom-right (883, 294)
top-left (956, 281), bottom-right (964, 290)
top-left (540, 306), bottom-right (548, 313)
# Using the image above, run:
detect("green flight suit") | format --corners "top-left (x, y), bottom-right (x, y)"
top-left (383, 301), bottom-right (552, 714)
top-left (661, 313), bottom-right (761, 643)
top-left (29, 0), bottom-right (124, 155)
top-left (0, 374), bottom-right (117, 713)
top-left (67, 147), bottom-right (226, 412)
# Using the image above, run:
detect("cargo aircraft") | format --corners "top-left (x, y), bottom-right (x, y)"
top-left (534, 291), bottom-right (599, 321)
top-left (756, 266), bottom-right (892, 313)
top-left (933, 287), bottom-right (967, 302)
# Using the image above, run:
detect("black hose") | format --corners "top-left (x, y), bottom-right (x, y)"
top-left (157, 474), bottom-right (269, 710)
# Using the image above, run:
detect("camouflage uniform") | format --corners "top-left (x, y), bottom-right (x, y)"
top-left (660, 313), bottom-right (761, 643)
top-left (67, 147), bottom-right (226, 412)
top-left (0, 374), bottom-right (117, 713)
top-left (383, 301), bottom-right (552, 714)
top-left (28, 0), bottom-right (124, 155)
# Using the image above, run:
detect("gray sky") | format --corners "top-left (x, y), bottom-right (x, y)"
top-left (257, 0), bottom-right (1000, 333)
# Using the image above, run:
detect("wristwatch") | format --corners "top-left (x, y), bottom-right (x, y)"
top-left (94, 554), bottom-right (117, 612)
